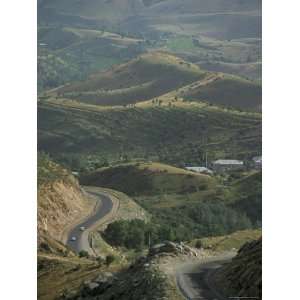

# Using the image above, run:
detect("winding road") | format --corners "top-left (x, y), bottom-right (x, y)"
top-left (176, 253), bottom-right (235, 300)
top-left (67, 189), bottom-right (114, 254)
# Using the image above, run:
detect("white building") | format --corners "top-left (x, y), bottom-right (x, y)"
top-left (212, 159), bottom-right (244, 172)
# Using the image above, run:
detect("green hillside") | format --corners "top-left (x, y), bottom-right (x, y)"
top-left (228, 171), bottom-right (262, 226)
top-left (80, 161), bottom-right (255, 241)
top-left (47, 52), bottom-right (261, 110)
top-left (37, 100), bottom-right (261, 168)
top-left (197, 61), bottom-right (262, 81)
top-left (182, 74), bottom-right (262, 111)
top-left (80, 162), bottom-right (214, 196)
top-left (50, 52), bottom-right (206, 106)
top-left (38, 26), bottom-right (145, 92)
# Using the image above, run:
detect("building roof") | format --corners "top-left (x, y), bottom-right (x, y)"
top-left (213, 159), bottom-right (244, 165)
top-left (186, 167), bottom-right (213, 173)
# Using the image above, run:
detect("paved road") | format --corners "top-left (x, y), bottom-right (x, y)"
top-left (176, 253), bottom-right (235, 300)
top-left (67, 190), bottom-right (113, 254)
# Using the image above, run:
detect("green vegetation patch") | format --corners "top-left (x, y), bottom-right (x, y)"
top-left (38, 102), bottom-right (261, 167)
top-left (81, 162), bottom-right (213, 196)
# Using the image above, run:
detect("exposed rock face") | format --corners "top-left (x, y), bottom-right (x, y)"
top-left (216, 238), bottom-right (262, 299)
top-left (61, 242), bottom-right (190, 300)
top-left (149, 241), bottom-right (198, 257)
top-left (37, 156), bottom-right (92, 253)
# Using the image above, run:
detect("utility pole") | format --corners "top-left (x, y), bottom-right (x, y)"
top-left (205, 152), bottom-right (208, 168)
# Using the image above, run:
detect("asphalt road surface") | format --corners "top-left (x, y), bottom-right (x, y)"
top-left (67, 190), bottom-right (113, 254)
top-left (176, 253), bottom-right (235, 300)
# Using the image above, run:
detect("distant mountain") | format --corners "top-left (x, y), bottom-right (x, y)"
top-left (145, 0), bottom-right (261, 15)
top-left (39, 0), bottom-right (145, 20)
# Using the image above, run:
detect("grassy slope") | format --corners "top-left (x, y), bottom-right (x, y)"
top-left (51, 52), bottom-right (207, 106)
top-left (228, 171), bottom-right (262, 225)
top-left (182, 74), bottom-right (261, 111)
top-left (38, 101), bottom-right (261, 165)
top-left (197, 61), bottom-right (262, 81)
top-left (80, 162), bottom-right (214, 196)
top-left (47, 51), bottom-right (261, 110)
top-left (189, 229), bottom-right (261, 252)
top-left (38, 26), bottom-right (145, 92)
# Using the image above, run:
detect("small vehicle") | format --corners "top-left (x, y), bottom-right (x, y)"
top-left (80, 226), bottom-right (86, 231)
top-left (71, 236), bottom-right (77, 241)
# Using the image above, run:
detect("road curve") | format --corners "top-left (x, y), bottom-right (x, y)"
top-left (176, 253), bottom-right (235, 300)
top-left (67, 189), bottom-right (114, 254)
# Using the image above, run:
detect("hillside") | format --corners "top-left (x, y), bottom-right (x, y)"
top-left (37, 153), bottom-right (93, 252)
top-left (38, 101), bottom-right (261, 168)
top-left (80, 162), bottom-right (214, 196)
top-left (228, 171), bottom-right (262, 226)
top-left (181, 74), bottom-right (262, 111)
top-left (38, 0), bottom-right (144, 21)
top-left (145, 0), bottom-right (261, 15)
top-left (189, 229), bottom-right (262, 252)
top-left (50, 52), bottom-right (207, 106)
top-left (80, 162), bottom-right (255, 241)
top-left (215, 238), bottom-right (262, 298)
top-left (197, 61), bottom-right (261, 81)
top-left (38, 26), bottom-right (145, 92)
top-left (39, 0), bottom-right (261, 21)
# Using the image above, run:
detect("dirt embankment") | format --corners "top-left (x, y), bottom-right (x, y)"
top-left (38, 178), bottom-right (95, 249)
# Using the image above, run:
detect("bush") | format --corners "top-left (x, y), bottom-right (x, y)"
top-left (105, 255), bottom-right (116, 267)
top-left (78, 250), bottom-right (89, 258)
top-left (96, 256), bottom-right (105, 266)
top-left (195, 240), bottom-right (203, 249)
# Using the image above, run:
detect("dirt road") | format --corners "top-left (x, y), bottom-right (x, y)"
top-left (176, 252), bottom-right (235, 300)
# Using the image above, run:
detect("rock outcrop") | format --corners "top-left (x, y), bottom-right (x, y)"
top-left (215, 238), bottom-right (262, 299)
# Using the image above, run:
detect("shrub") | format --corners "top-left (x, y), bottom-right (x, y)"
top-left (105, 255), bottom-right (116, 267)
top-left (78, 250), bottom-right (89, 258)
top-left (195, 240), bottom-right (203, 249)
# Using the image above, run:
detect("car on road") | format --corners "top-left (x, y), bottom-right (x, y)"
top-left (71, 236), bottom-right (77, 241)
top-left (80, 226), bottom-right (85, 231)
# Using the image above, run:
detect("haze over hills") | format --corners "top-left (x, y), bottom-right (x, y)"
top-left (38, 0), bottom-right (261, 92)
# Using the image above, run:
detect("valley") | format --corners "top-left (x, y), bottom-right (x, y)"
top-left (37, 1), bottom-right (262, 299)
